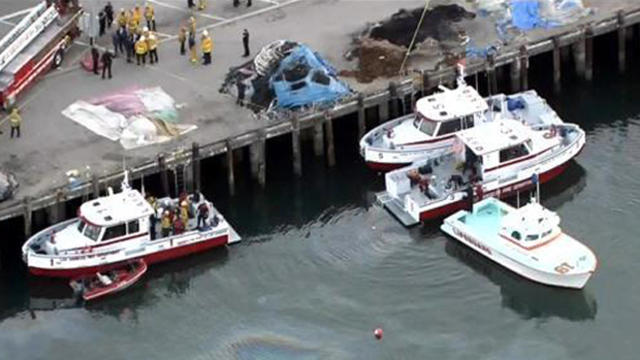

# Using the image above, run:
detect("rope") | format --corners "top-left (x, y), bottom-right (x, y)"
top-left (398, 0), bottom-right (430, 75)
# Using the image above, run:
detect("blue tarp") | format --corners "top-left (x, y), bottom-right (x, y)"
top-left (270, 45), bottom-right (350, 109)
top-left (510, 0), bottom-right (545, 30)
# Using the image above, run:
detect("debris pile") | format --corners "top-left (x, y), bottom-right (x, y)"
top-left (62, 87), bottom-right (196, 150)
top-left (346, 5), bottom-right (474, 82)
top-left (220, 41), bottom-right (351, 114)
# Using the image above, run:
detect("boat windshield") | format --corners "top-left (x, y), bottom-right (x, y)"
top-left (82, 222), bottom-right (102, 241)
top-left (414, 116), bottom-right (438, 137)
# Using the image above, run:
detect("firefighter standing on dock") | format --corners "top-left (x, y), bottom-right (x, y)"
top-left (9, 108), bottom-right (22, 139)
top-left (135, 35), bottom-right (148, 65)
top-left (117, 8), bottom-right (128, 28)
top-left (201, 30), bottom-right (212, 65)
top-left (146, 29), bottom-right (159, 64)
top-left (145, 3), bottom-right (156, 32)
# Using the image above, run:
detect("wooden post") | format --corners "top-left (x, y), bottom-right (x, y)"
top-left (553, 37), bottom-right (562, 93)
top-left (585, 26), bottom-right (594, 81)
top-left (618, 11), bottom-right (626, 74)
top-left (158, 154), bottom-right (170, 197)
top-left (291, 116), bottom-right (302, 177)
top-left (357, 94), bottom-right (366, 140)
top-left (257, 131), bottom-right (266, 188)
top-left (324, 112), bottom-right (336, 167)
top-left (573, 31), bottom-right (586, 78)
top-left (378, 98), bottom-right (390, 124)
top-left (191, 142), bottom-right (201, 193)
top-left (388, 82), bottom-right (399, 119)
top-left (487, 54), bottom-right (497, 95)
top-left (312, 121), bottom-right (324, 157)
top-left (226, 140), bottom-right (235, 195)
top-left (422, 70), bottom-right (430, 94)
top-left (510, 57), bottom-right (521, 93)
top-left (23, 197), bottom-right (33, 238)
top-left (519, 46), bottom-right (529, 91)
top-left (91, 173), bottom-right (100, 199)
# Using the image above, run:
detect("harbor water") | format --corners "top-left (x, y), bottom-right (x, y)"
top-left (2, 36), bottom-right (640, 359)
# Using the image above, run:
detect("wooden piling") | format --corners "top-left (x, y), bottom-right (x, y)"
top-left (421, 70), bottom-right (430, 94)
top-left (357, 94), bottom-right (366, 139)
top-left (510, 57), bottom-right (521, 93)
top-left (585, 26), bottom-right (594, 81)
top-left (91, 173), bottom-right (100, 199)
top-left (618, 11), bottom-right (627, 74)
top-left (324, 112), bottom-right (336, 167)
top-left (553, 37), bottom-right (562, 92)
top-left (191, 142), bottom-right (201, 193)
top-left (23, 197), bottom-right (33, 238)
top-left (257, 132), bottom-right (266, 187)
top-left (487, 54), bottom-right (498, 95)
top-left (312, 121), bottom-right (324, 157)
top-left (291, 116), bottom-right (302, 177)
top-left (158, 154), bottom-right (170, 197)
top-left (573, 32), bottom-right (586, 78)
top-left (519, 46), bottom-right (529, 91)
top-left (388, 82), bottom-right (399, 119)
top-left (378, 99), bottom-right (390, 124)
top-left (226, 140), bottom-right (235, 195)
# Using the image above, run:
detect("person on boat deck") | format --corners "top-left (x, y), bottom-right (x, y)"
top-left (173, 216), bottom-right (185, 235)
top-left (180, 201), bottom-right (190, 228)
top-left (96, 272), bottom-right (112, 286)
top-left (197, 202), bottom-right (209, 229)
top-left (161, 210), bottom-right (172, 237)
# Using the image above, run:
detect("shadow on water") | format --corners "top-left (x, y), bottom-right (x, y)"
top-left (444, 239), bottom-right (597, 321)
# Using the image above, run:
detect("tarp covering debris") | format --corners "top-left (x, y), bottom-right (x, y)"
top-left (511, 0), bottom-right (544, 30)
top-left (220, 41), bottom-right (351, 114)
top-left (62, 87), bottom-right (196, 149)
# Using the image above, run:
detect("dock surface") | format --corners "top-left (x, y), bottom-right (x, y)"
top-left (0, 0), bottom-right (638, 220)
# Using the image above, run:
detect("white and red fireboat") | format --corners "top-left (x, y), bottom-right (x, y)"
top-left (359, 67), bottom-right (567, 171)
top-left (22, 173), bottom-right (240, 278)
top-left (377, 119), bottom-right (585, 226)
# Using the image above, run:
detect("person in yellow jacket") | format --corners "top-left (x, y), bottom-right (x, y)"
top-left (147, 31), bottom-right (158, 64)
top-left (161, 210), bottom-right (172, 238)
top-left (132, 5), bottom-right (142, 24)
top-left (201, 30), bottom-right (212, 65)
top-left (116, 8), bottom-right (128, 28)
top-left (180, 201), bottom-right (190, 229)
top-left (188, 30), bottom-right (197, 63)
top-left (188, 16), bottom-right (196, 35)
top-left (178, 26), bottom-right (187, 55)
top-left (9, 108), bottom-right (22, 139)
top-left (135, 35), bottom-right (148, 65)
top-left (144, 3), bottom-right (156, 31)
top-left (198, 0), bottom-right (206, 11)
top-left (127, 9), bottom-right (139, 34)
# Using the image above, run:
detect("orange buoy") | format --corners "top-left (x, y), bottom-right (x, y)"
top-left (374, 328), bottom-right (383, 340)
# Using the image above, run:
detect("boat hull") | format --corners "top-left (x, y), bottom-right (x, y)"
top-left (28, 233), bottom-right (228, 278)
top-left (441, 222), bottom-right (592, 289)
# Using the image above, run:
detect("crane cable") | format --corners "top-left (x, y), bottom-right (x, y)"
top-left (398, 0), bottom-right (430, 75)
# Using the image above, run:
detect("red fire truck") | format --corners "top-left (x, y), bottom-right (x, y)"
top-left (0, 1), bottom-right (82, 109)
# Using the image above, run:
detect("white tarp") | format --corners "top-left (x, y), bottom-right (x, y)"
top-left (62, 88), bottom-right (196, 150)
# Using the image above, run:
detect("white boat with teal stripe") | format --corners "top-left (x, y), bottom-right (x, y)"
top-left (441, 197), bottom-right (597, 289)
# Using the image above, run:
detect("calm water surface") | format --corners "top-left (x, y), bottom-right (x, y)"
top-left (1, 41), bottom-right (640, 359)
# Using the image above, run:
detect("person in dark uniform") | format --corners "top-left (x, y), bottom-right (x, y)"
top-left (116, 26), bottom-right (127, 55)
top-left (125, 32), bottom-right (135, 63)
top-left (101, 50), bottom-right (113, 79)
top-left (233, 0), bottom-right (239, 7)
top-left (91, 46), bottom-right (100, 75)
top-left (98, 11), bottom-right (106, 37)
top-left (236, 81), bottom-right (245, 106)
top-left (104, 2), bottom-right (114, 28)
top-left (187, 0), bottom-right (195, 8)
top-left (242, 29), bottom-right (250, 57)
top-left (247, 0), bottom-right (252, 7)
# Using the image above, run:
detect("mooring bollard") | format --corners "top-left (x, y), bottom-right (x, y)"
top-left (291, 116), bottom-right (302, 177)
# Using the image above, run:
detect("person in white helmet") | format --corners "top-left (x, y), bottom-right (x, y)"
top-left (201, 30), bottom-right (213, 65)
